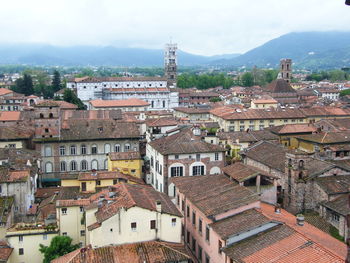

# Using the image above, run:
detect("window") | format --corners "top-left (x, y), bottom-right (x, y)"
top-left (150, 220), bottom-right (156, 229)
top-left (187, 206), bottom-right (190, 218)
top-left (163, 101), bottom-right (166, 108)
top-left (80, 206), bottom-right (84, 213)
top-left (19, 236), bottom-right (23, 242)
top-left (91, 160), bottom-right (98, 170)
top-left (205, 253), bottom-right (210, 263)
top-left (175, 154), bottom-right (179, 159)
top-left (131, 169), bottom-right (136, 173)
top-left (59, 146), bottom-right (65, 156)
top-left (61, 208), bottom-right (67, 215)
top-left (104, 144), bottom-right (111, 153)
top-left (81, 182), bottom-right (87, 192)
top-left (9, 144), bottom-right (16, 148)
top-left (75, 157), bottom-right (85, 170)
top-left (45, 128), bottom-right (49, 133)
top-left (332, 213), bottom-right (340, 222)
top-left (80, 230), bottom-right (85, 236)
top-left (19, 248), bottom-right (24, 255)
top-left (96, 180), bottom-right (101, 186)
top-left (104, 159), bottom-right (108, 170)
top-left (192, 211), bottom-right (196, 226)
top-left (81, 144), bottom-right (87, 155)
top-left (240, 125), bottom-right (245, 131)
top-left (91, 145), bottom-right (97, 154)
top-left (284, 119), bottom-right (288, 123)
top-left (115, 144), bottom-right (120, 152)
top-left (187, 231), bottom-right (190, 244)
top-left (44, 146), bottom-right (52, 157)
top-left (131, 222), bottom-right (137, 231)
top-left (199, 218), bottom-right (202, 234)
top-left (192, 165), bottom-right (204, 176)
top-left (182, 200), bottom-right (185, 212)
top-left (70, 161), bottom-right (77, 171)
top-left (45, 162), bottom-right (53, 173)
top-left (124, 144), bottom-right (130, 152)
top-left (215, 153), bottom-right (219, 161)
top-left (43, 234), bottom-right (47, 240)
top-left (60, 161), bottom-right (67, 172)
top-left (172, 218), bottom-right (176, 226)
top-left (62, 232), bottom-right (67, 236)
top-left (218, 240), bottom-right (222, 254)
top-left (198, 245), bottom-right (203, 262)
top-left (206, 225), bottom-right (210, 242)
top-left (196, 154), bottom-right (201, 161)
top-left (70, 145), bottom-right (77, 155)
top-left (170, 166), bottom-right (183, 177)
top-left (192, 237), bottom-right (196, 252)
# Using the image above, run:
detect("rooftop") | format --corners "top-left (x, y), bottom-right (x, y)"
top-left (108, 151), bottom-right (141, 161)
top-left (90, 98), bottom-right (149, 108)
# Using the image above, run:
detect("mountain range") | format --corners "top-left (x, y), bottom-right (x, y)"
top-left (0, 31), bottom-right (349, 69)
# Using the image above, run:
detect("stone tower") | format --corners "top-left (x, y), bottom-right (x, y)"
top-left (164, 43), bottom-right (177, 87)
top-left (280, 58), bottom-right (292, 83)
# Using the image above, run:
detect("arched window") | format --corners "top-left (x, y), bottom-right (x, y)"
top-left (44, 146), bottom-right (52, 157)
top-left (70, 145), bottom-right (77, 155)
top-left (59, 146), bottom-right (65, 156)
top-left (81, 160), bottom-right (88, 171)
top-left (60, 161), bottom-right (67, 172)
top-left (124, 144), bottom-right (130, 152)
top-left (114, 144), bottom-right (120, 152)
top-left (298, 160), bottom-right (304, 169)
top-left (81, 144), bottom-right (87, 155)
top-left (298, 172), bottom-right (303, 180)
top-left (70, 161), bottom-right (77, 171)
top-left (91, 160), bottom-right (98, 170)
top-left (104, 144), bottom-right (111, 154)
top-left (104, 159), bottom-right (108, 170)
top-left (91, 144), bottom-right (98, 154)
top-left (49, 113), bottom-right (53, 118)
top-left (45, 162), bottom-right (53, 173)
top-left (40, 113), bottom-right (44, 119)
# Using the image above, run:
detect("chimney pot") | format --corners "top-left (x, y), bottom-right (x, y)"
top-left (296, 214), bottom-right (305, 226)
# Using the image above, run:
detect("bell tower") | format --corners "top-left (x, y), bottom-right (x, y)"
top-left (280, 58), bottom-right (292, 83)
top-left (164, 42), bottom-right (177, 87)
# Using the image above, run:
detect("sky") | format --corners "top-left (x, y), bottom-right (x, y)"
top-left (0, 0), bottom-right (349, 56)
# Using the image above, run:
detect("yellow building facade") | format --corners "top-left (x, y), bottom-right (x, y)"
top-left (107, 151), bottom-right (143, 178)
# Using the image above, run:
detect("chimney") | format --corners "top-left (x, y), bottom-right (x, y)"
top-left (274, 204), bottom-right (281, 214)
top-left (296, 214), bottom-right (305, 226)
top-left (156, 200), bottom-right (162, 213)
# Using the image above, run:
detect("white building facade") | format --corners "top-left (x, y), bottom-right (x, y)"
top-left (67, 77), bottom-right (179, 110)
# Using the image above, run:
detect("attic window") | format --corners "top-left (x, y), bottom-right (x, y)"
top-left (98, 127), bottom-right (103, 133)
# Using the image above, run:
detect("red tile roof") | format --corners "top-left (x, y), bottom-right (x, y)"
top-left (0, 88), bottom-right (13, 96)
top-left (0, 111), bottom-right (21, 121)
top-left (90, 98), bottom-right (149, 108)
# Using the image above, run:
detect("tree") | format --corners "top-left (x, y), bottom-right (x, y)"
top-left (340, 89), bottom-right (350, 97)
top-left (210, 97), bottom-right (222, 102)
top-left (13, 73), bottom-right (34, 95)
top-left (63, 89), bottom-right (86, 110)
top-left (241, 72), bottom-right (254, 87)
top-left (52, 70), bottom-right (61, 92)
top-left (39, 235), bottom-right (79, 263)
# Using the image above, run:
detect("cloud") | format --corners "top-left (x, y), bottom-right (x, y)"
top-left (0, 0), bottom-right (349, 55)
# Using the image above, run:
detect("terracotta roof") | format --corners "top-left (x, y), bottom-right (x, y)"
top-left (0, 125), bottom-right (34, 140)
top-left (260, 202), bottom-right (346, 260)
top-left (149, 128), bottom-right (224, 155)
top-left (217, 130), bottom-right (278, 142)
top-left (300, 107), bottom-right (350, 117)
top-left (52, 241), bottom-right (192, 263)
top-left (145, 117), bottom-right (178, 127)
top-left (76, 170), bottom-right (144, 184)
top-left (56, 199), bottom-right (91, 208)
top-left (0, 111), bottom-right (21, 121)
top-left (108, 151), bottom-right (141, 161)
top-left (315, 175), bottom-right (350, 195)
top-left (0, 239), bottom-right (13, 261)
top-left (266, 79), bottom-right (296, 93)
top-left (171, 174), bottom-right (258, 217)
top-left (210, 208), bottom-right (272, 239)
top-left (252, 98), bottom-right (278, 104)
top-left (0, 169), bottom-right (30, 183)
top-left (316, 119), bottom-right (350, 131)
top-left (92, 183), bottom-right (181, 227)
top-left (295, 131), bottom-right (350, 144)
top-left (0, 88), bottom-right (13, 96)
top-left (222, 162), bottom-right (273, 182)
top-left (35, 187), bottom-right (60, 199)
top-left (61, 110), bottom-right (123, 121)
top-left (72, 76), bottom-right (167, 83)
top-left (269, 123), bottom-right (317, 135)
top-left (174, 107), bottom-right (211, 114)
top-left (321, 194), bottom-right (350, 216)
top-left (90, 98), bottom-right (149, 108)
top-left (241, 141), bottom-right (287, 172)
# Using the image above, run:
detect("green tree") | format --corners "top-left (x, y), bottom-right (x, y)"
top-left (241, 72), bottom-right (254, 87)
top-left (52, 70), bottom-right (61, 92)
top-left (63, 89), bottom-right (86, 110)
top-left (210, 97), bottom-right (222, 102)
top-left (13, 73), bottom-right (34, 95)
top-left (39, 235), bottom-right (79, 263)
top-left (340, 89), bottom-right (350, 97)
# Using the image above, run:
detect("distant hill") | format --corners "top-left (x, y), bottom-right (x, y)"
top-left (213, 31), bottom-right (350, 70)
top-left (0, 44), bottom-right (239, 67)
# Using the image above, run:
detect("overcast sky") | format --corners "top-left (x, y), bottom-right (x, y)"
top-left (0, 0), bottom-right (349, 56)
